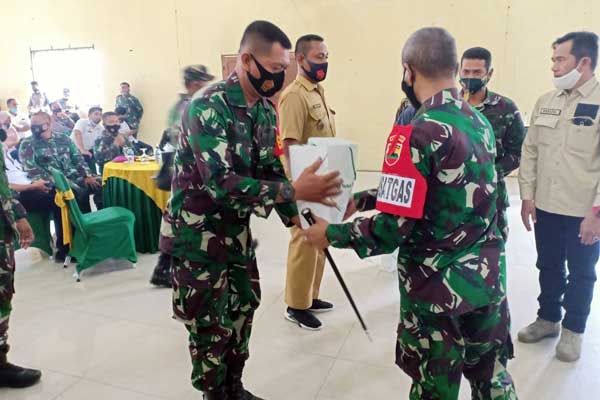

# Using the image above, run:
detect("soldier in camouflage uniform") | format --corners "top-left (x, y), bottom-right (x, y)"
top-left (19, 112), bottom-right (103, 214)
top-left (115, 82), bottom-right (144, 136)
top-left (151, 65), bottom-right (214, 288)
top-left (303, 28), bottom-right (517, 400)
top-left (161, 21), bottom-right (341, 400)
top-left (459, 47), bottom-right (526, 241)
top-left (93, 112), bottom-right (128, 171)
top-left (0, 128), bottom-right (41, 388)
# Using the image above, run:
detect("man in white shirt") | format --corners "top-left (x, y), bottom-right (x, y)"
top-left (72, 106), bottom-right (103, 173)
top-left (6, 99), bottom-right (30, 138)
top-left (0, 112), bottom-right (19, 155)
top-left (116, 107), bottom-right (133, 136)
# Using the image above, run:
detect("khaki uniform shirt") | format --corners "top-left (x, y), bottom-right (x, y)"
top-left (278, 75), bottom-right (336, 144)
top-left (519, 76), bottom-right (600, 217)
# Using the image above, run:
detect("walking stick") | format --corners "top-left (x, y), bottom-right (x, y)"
top-left (301, 208), bottom-right (372, 342)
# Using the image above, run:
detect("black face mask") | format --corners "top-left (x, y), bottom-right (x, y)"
top-left (31, 124), bottom-right (45, 138)
top-left (0, 128), bottom-right (7, 143)
top-left (247, 54), bottom-right (285, 97)
top-left (106, 125), bottom-right (121, 135)
top-left (401, 68), bottom-right (421, 110)
top-left (51, 108), bottom-right (61, 114)
top-left (302, 60), bottom-right (328, 82)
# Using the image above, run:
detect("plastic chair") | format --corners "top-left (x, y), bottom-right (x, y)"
top-left (50, 168), bottom-right (137, 281)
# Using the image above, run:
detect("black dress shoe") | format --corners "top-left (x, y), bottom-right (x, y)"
top-left (227, 372), bottom-right (265, 400)
top-left (203, 386), bottom-right (228, 400)
top-left (0, 362), bottom-right (42, 388)
top-left (149, 252), bottom-right (173, 288)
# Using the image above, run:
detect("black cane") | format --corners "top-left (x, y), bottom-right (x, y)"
top-left (301, 208), bottom-right (372, 341)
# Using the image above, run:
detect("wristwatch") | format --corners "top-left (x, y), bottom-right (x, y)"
top-left (280, 183), bottom-right (295, 202)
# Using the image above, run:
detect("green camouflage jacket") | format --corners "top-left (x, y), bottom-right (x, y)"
top-left (0, 148), bottom-right (27, 239)
top-left (94, 130), bottom-right (123, 167)
top-left (115, 94), bottom-right (144, 130)
top-left (327, 89), bottom-right (505, 316)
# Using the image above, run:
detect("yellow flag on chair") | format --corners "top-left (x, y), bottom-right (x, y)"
top-left (54, 189), bottom-right (75, 246)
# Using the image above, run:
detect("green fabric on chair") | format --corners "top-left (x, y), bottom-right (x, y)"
top-left (50, 168), bottom-right (137, 279)
top-left (14, 211), bottom-right (53, 256)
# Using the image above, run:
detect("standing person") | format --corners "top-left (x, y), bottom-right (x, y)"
top-left (115, 82), bottom-right (143, 136)
top-left (151, 64), bottom-right (214, 288)
top-left (27, 81), bottom-right (49, 114)
top-left (459, 47), bottom-right (526, 240)
top-left (279, 34), bottom-right (336, 330)
top-left (58, 88), bottom-right (72, 113)
top-left (72, 106), bottom-right (103, 173)
top-left (0, 124), bottom-right (41, 388)
top-left (303, 27), bottom-right (517, 400)
top-left (19, 112), bottom-right (103, 213)
top-left (518, 31), bottom-right (600, 363)
top-left (162, 20), bottom-right (342, 399)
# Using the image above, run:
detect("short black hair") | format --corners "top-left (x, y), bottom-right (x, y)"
top-left (402, 27), bottom-right (457, 79)
top-left (461, 47), bottom-right (492, 71)
top-left (88, 106), bottom-right (103, 115)
top-left (553, 31), bottom-right (599, 70)
top-left (120, 82), bottom-right (130, 87)
top-left (239, 20), bottom-right (292, 54)
top-left (115, 106), bottom-right (127, 115)
top-left (295, 34), bottom-right (324, 56)
top-left (6, 98), bottom-right (16, 106)
top-left (102, 111), bottom-right (118, 120)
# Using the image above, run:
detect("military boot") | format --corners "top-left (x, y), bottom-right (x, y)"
top-left (203, 385), bottom-right (228, 400)
top-left (149, 252), bottom-right (173, 288)
top-left (227, 369), bottom-right (265, 400)
top-left (0, 351), bottom-right (42, 388)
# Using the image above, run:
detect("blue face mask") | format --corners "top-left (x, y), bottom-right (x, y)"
top-left (8, 108), bottom-right (17, 114)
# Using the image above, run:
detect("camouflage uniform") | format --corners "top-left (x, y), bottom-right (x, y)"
top-left (94, 130), bottom-right (124, 169)
top-left (19, 133), bottom-right (103, 213)
top-left (162, 72), bottom-right (297, 392)
top-left (327, 89), bottom-right (517, 400)
top-left (115, 94), bottom-right (144, 130)
top-left (0, 150), bottom-right (27, 355)
top-left (470, 90), bottom-right (526, 240)
top-left (158, 94), bottom-right (191, 151)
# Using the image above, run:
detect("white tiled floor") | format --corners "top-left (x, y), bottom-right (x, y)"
top-left (2, 173), bottom-right (599, 399)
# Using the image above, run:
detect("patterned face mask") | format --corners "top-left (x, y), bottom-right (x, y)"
top-left (247, 54), bottom-right (285, 98)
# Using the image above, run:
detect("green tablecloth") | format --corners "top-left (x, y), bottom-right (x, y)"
top-left (103, 177), bottom-right (161, 253)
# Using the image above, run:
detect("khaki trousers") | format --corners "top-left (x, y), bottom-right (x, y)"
top-left (284, 226), bottom-right (326, 309)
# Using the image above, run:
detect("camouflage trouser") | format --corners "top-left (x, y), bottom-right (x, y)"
top-left (396, 299), bottom-right (517, 400)
top-left (172, 252), bottom-right (260, 392)
top-left (0, 235), bottom-right (15, 354)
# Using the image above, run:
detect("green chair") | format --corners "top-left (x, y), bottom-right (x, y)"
top-left (13, 211), bottom-right (54, 256)
top-left (50, 168), bottom-right (137, 281)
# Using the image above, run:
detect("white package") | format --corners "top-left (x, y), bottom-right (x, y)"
top-left (289, 137), bottom-right (358, 229)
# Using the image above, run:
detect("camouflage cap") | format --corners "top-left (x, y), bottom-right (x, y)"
top-left (184, 65), bottom-right (214, 82)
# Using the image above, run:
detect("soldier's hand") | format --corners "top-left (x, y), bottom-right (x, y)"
top-left (16, 218), bottom-right (34, 249)
top-left (31, 179), bottom-right (50, 192)
top-left (85, 176), bottom-right (101, 189)
top-left (302, 215), bottom-right (330, 249)
top-left (579, 210), bottom-right (600, 246)
top-left (293, 158), bottom-right (342, 206)
top-left (521, 200), bottom-right (537, 232)
top-left (114, 134), bottom-right (126, 147)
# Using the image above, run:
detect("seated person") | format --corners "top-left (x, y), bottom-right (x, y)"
top-left (72, 106), bottom-right (103, 174)
top-left (49, 102), bottom-right (75, 136)
top-left (116, 107), bottom-right (133, 137)
top-left (0, 112), bottom-right (20, 156)
top-left (19, 111), bottom-right (103, 214)
top-left (2, 142), bottom-right (69, 261)
top-left (94, 112), bottom-right (127, 170)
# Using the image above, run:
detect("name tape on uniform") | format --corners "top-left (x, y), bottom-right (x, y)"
top-left (539, 108), bottom-right (561, 116)
top-left (377, 174), bottom-right (415, 207)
